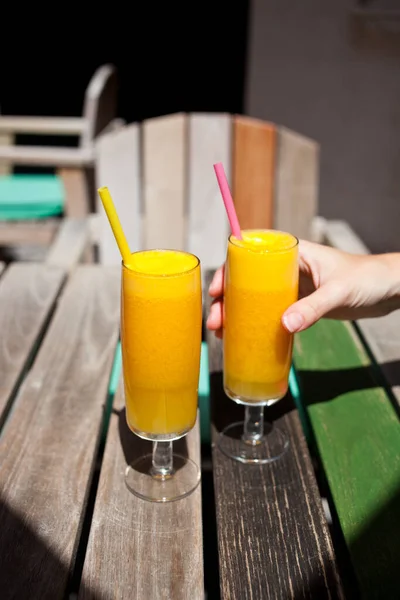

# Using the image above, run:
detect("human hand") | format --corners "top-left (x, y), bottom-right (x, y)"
top-left (206, 241), bottom-right (400, 336)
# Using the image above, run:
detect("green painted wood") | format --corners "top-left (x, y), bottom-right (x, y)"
top-left (294, 319), bottom-right (400, 600)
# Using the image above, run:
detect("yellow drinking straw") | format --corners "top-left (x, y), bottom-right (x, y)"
top-left (98, 186), bottom-right (131, 264)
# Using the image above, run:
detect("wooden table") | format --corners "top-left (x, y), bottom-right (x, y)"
top-left (0, 262), bottom-right (399, 599)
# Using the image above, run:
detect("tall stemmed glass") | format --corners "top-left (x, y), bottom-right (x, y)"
top-left (121, 249), bottom-right (202, 501)
top-left (218, 229), bottom-right (299, 464)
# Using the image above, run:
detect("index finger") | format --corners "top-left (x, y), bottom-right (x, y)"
top-left (208, 265), bottom-right (225, 298)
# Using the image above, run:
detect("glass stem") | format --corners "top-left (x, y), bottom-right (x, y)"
top-left (242, 406), bottom-right (264, 445)
top-left (151, 441), bottom-right (174, 479)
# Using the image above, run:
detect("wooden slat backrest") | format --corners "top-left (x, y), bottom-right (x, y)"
top-left (188, 113), bottom-right (231, 271)
top-left (95, 113), bottom-right (319, 265)
top-left (233, 116), bottom-right (276, 230)
top-left (274, 126), bottom-right (319, 241)
top-left (96, 123), bottom-right (142, 262)
top-left (0, 265), bottom-right (120, 599)
top-left (80, 386), bottom-right (204, 600)
top-left (143, 113), bottom-right (187, 250)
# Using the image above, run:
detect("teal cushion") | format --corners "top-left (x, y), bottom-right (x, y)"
top-left (107, 341), bottom-right (211, 443)
top-left (0, 174), bottom-right (65, 220)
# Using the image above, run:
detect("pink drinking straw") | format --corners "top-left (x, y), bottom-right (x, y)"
top-left (213, 162), bottom-right (242, 240)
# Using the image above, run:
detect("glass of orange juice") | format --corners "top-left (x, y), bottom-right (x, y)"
top-left (121, 249), bottom-right (202, 501)
top-left (219, 229), bottom-right (299, 464)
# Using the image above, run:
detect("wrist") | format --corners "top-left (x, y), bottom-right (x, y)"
top-left (378, 253), bottom-right (400, 309)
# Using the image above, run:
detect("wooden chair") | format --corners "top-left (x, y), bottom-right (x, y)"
top-left (94, 113), bottom-right (319, 447)
top-left (0, 63), bottom-right (121, 266)
top-left (94, 112), bottom-right (319, 270)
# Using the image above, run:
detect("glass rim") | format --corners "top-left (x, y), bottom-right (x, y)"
top-left (121, 248), bottom-right (200, 278)
top-left (228, 229), bottom-right (299, 254)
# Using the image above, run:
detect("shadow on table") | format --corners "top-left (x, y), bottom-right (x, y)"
top-left (209, 371), bottom-right (295, 434)
top-left (116, 407), bottom-right (189, 473)
top-left (346, 484), bottom-right (400, 600)
top-left (208, 368), bottom-right (400, 599)
top-left (295, 360), bottom-right (400, 418)
top-left (0, 496), bottom-right (105, 600)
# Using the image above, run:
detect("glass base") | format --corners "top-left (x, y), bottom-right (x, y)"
top-left (216, 421), bottom-right (289, 464)
top-left (125, 454), bottom-right (201, 502)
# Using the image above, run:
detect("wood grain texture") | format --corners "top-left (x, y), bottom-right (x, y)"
top-left (294, 319), bottom-right (400, 599)
top-left (0, 263), bottom-right (65, 428)
top-left (204, 270), bottom-right (344, 600)
top-left (80, 384), bottom-right (204, 600)
top-left (187, 113), bottom-right (231, 271)
top-left (96, 123), bottom-right (142, 263)
top-left (274, 127), bottom-right (319, 240)
top-left (233, 116), bottom-right (276, 230)
top-left (46, 217), bottom-right (91, 269)
top-left (0, 265), bottom-right (120, 600)
top-left (143, 113), bottom-right (186, 250)
top-left (324, 219), bottom-right (400, 407)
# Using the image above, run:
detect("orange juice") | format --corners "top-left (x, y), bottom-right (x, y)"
top-left (224, 230), bottom-right (299, 404)
top-left (121, 250), bottom-right (202, 439)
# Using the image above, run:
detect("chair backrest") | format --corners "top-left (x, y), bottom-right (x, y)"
top-left (80, 64), bottom-right (118, 148)
top-left (0, 64), bottom-right (118, 174)
top-left (95, 113), bottom-right (319, 269)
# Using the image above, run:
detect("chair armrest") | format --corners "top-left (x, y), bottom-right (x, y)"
top-left (0, 116), bottom-right (86, 136)
top-left (0, 145), bottom-right (94, 167)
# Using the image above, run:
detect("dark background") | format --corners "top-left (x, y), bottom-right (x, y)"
top-left (0, 3), bottom-right (249, 122)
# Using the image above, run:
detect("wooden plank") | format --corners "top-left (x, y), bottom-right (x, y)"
top-left (324, 219), bottom-right (400, 407)
top-left (0, 130), bottom-right (13, 176)
top-left (294, 319), bottom-right (400, 599)
top-left (80, 385), bottom-right (204, 600)
top-left (233, 115), bottom-right (276, 230)
top-left (58, 168), bottom-right (91, 218)
top-left (0, 263), bottom-right (65, 428)
top-left (81, 64), bottom-right (118, 146)
top-left (187, 113), bottom-right (231, 270)
top-left (143, 113), bottom-right (186, 250)
top-left (46, 218), bottom-right (91, 270)
top-left (204, 270), bottom-right (344, 600)
top-left (0, 145), bottom-right (94, 167)
top-left (0, 116), bottom-right (85, 135)
top-left (0, 219), bottom-right (59, 246)
top-left (0, 265), bottom-right (120, 600)
top-left (96, 124), bottom-right (141, 263)
top-left (274, 127), bottom-right (319, 241)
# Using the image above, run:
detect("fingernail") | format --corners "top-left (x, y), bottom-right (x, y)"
top-left (283, 312), bottom-right (304, 333)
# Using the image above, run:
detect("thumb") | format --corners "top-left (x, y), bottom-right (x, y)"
top-left (282, 282), bottom-right (344, 333)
